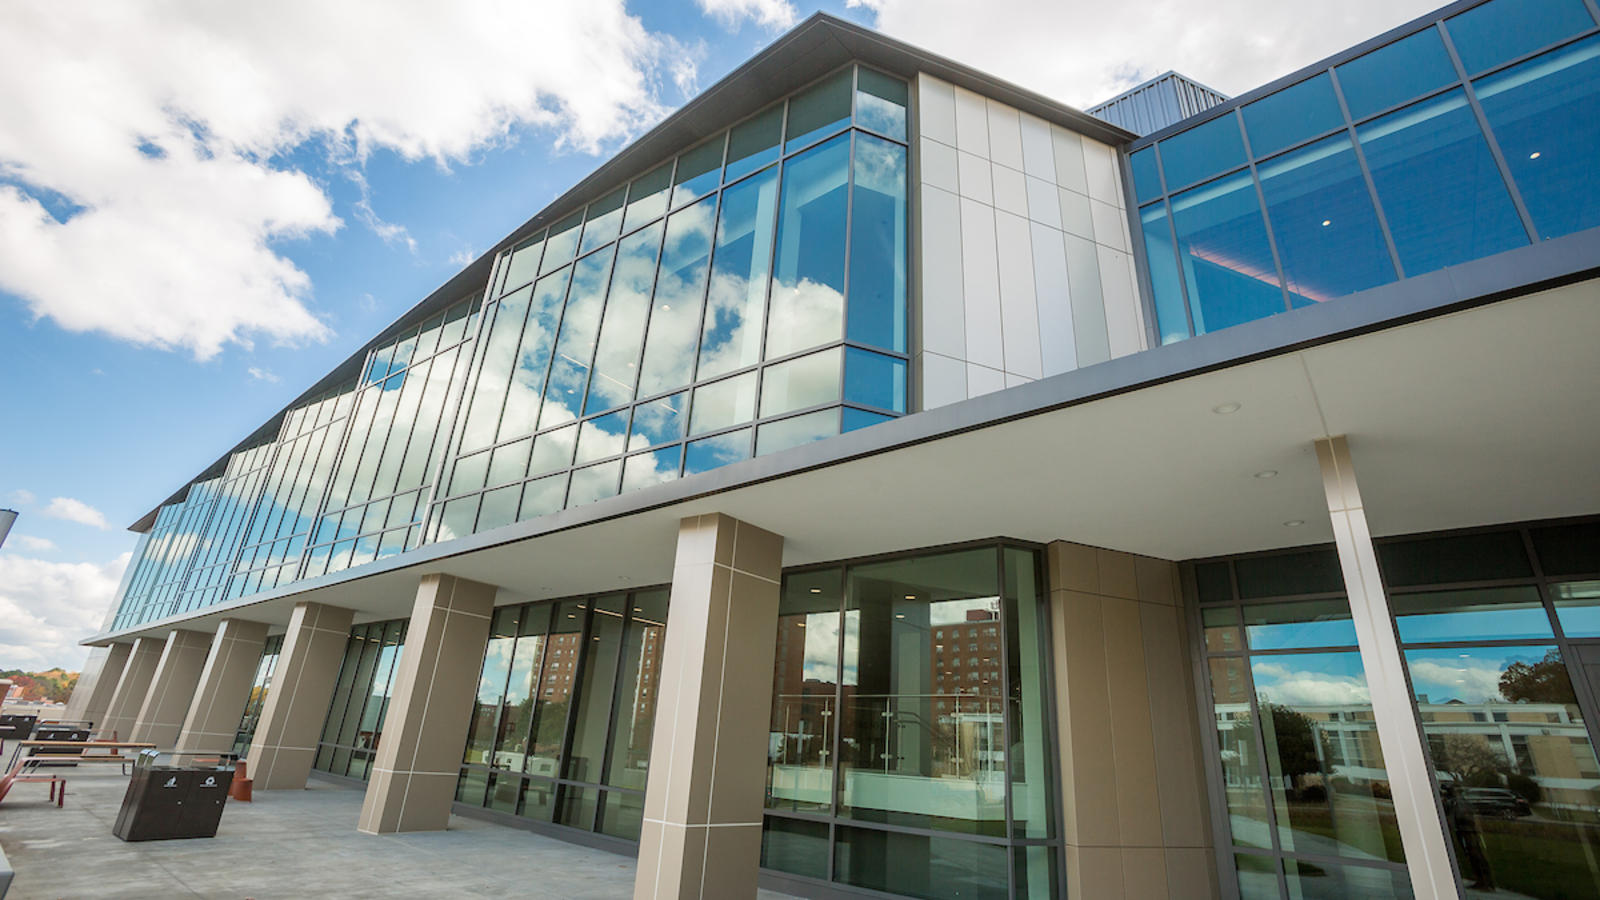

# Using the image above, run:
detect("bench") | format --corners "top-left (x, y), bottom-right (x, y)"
top-left (0, 741), bottom-right (157, 808)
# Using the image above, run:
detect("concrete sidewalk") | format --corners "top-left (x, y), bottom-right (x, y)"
top-left (0, 770), bottom-right (797, 899)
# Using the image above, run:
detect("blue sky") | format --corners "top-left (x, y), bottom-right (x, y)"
top-left (0, 0), bottom-right (1445, 669)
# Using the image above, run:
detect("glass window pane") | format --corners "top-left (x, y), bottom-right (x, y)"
top-left (580, 187), bottom-right (626, 256)
top-left (1446, 0), bottom-right (1595, 74)
top-left (1243, 599), bottom-right (1357, 650)
top-left (458, 284), bottom-right (533, 452)
top-left (1284, 859), bottom-right (1412, 898)
top-left (528, 423), bottom-right (577, 477)
top-left (487, 438), bottom-right (531, 488)
top-left (1203, 605), bottom-right (1243, 653)
top-left (1003, 548), bottom-right (1054, 840)
top-left (683, 428), bottom-right (750, 475)
top-left (520, 776), bottom-right (557, 822)
top-left (540, 249), bottom-right (615, 431)
top-left (1253, 651), bottom-right (1405, 862)
top-left (494, 610), bottom-right (547, 768)
top-left (842, 347), bottom-right (905, 413)
top-left (606, 589), bottom-right (668, 792)
top-left (725, 104), bottom-right (782, 182)
top-left (1476, 37), bottom-right (1600, 240)
top-left (756, 408), bottom-right (839, 456)
top-left (1235, 548), bottom-right (1344, 599)
top-left (1169, 170), bottom-right (1284, 335)
top-left (761, 816), bottom-right (830, 879)
top-left (624, 162), bottom-right (672, 233)
top-left (568, 460), bottom-right (621, 507)
top-left (1337, 28), bottom-right (1459, 121)
top-left (517, 472), bottom-right (569, 522)
top-left (498, 267), bottom-right (573, 443)
top-left (637, 197), bottom-right (717, 398)
top-left (436, 494), bottom-right (480, 542)
top-left (524, 599), bottom-right (585, 778)
top-left (769, 569), bottom-right (842, 813)
top-left (1408, 645), bottom-right (1600, 897)
top-left (1159, 112), bottom-right (1248, 190)
top-left (1392, 586), bottom-right (1554, 643)
top-left (855, 67), bottom-right (908, 140)
top-left (465, 609), bottom-right (518, 765)
top-left (599, 791), bottom-right (645, 841)
top-left (621, 446), bottom-right (682, 491)
top-left (760, 348), bottom-right (841, 418)
top-left (476, 484), bottom-right (519, 532)
top-left (575, 409), bottom-right (630, 466)
top-left (564, 594), bottom-right (625, 783)
top-left (840, 548), bottom-right (1005, 835)
top-left (1377, 530), bottom-right (1533, 586)
top-left (1140, 202), bottom-right (1190, 343)
top-left (698, 167), bottom-right (780, 380)
top-left (1256, 133), bottom-right (1396, 304)
top-left (1242, 73), bottom-right (1345, 157)
top-left (1357, 89), bottom-right (1528, 276)
top-left (841, 408), bottom-right (892, 432)
top-left (1130, 146), bottom-right (1162, 203)
top-left (1531, 522), bottom-right (1600, 576)
top-left (501, 234), bottom-right (545, 294)
top-left (846, 134), bottom-right (908, 353)
top-left (786, 68), bottom-right (852, 152)
top-left (629, 392), bottom-right (686, 447)
top-left (1234, 853), bottom-right (1280, 899)
top-left (672, 134), bottom-right (725, 209)
top-left (834, 825), bottom-right (1009, 900)
top-left (767, 133), bottom-right (849, 358)
top-left (541, 212), bottom-right (583, 275)
top-left (1553, 581), bottom-right (1600, 637)
top-left (1210, 658), bottom-right (1272, 848)
top-left (689, 372), bottom-right (757, 436)
top-left (586, 222), bottom-right (663, 414)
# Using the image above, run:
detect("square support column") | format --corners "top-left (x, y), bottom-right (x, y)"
top-left (62, 642), bottom-right (131, 729)
top-left (358, 574), bottom-right (496, 834)
top-left (174, 619), bottom-right (270, 754)
top-left (248, 602), bottom-right (356, 790)
top-left (1315, 436), bottom-right (1456, 899)
top-left (1047, 541), bottom-right (1218, 899)
top-left (130, 630), bottom-right (214, 748)
top-left (100, 636), bottom-right (167, 742)
top-left (634, 513), bottom-right (783, 900)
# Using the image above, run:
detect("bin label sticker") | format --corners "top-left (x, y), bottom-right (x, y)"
top-left (202, 776), bottom-right (217, 788)
top-left (163, 777), bottom-right (177, 788)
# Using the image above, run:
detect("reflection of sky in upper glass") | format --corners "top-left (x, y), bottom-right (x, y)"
top-left (1243, 599), bottom-right (1356, 650)
top-left (1392, 586), bottom-right (1552, 643)
top-left (1554, 581), bottom-right (1600, 637)
top-left (1251, 652), bottom-right (1371, 707)
top-left (1403, 645), bottom-right (1557, 704)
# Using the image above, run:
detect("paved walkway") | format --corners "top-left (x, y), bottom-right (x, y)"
top-left (0, 770), bottom-right (797, 899)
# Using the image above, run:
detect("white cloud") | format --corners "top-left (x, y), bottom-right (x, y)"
top-left (247, 366), bottom-right (281, 383)
top-left (449, 248), bottom-right (478, 268)
top-left (6, 489), bottom-right (35, 506)
top-left (41, 497), bottom-right (110, 530)
top-left (1251, 660), bottom-right (1372, 707)
top-left (698, 0), bottom-right (799, 31)
top-left (0, 0), bottom-right (677, 360)
top-left (11, 535), bottom-right (57, 552)
top-left (0, 552), bottom-right (129, 670)
top-left (851, 0), bottom-right (1445, 109)
top-left (1409, 658), bottom-right (1508, 704)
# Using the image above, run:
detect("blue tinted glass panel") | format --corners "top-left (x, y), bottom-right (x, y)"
top-left (855, 68), bottom-right (908, 141)
top-left (579, 187), bottom-right (626, 256)
top-left (672, 135), bottom-right (725, 209)
top-left (843, 348), bottom-right (906, 414)
top-left (1243, 599), bottom-right (1358, 650)
top-left (541, 212), bottom-right (583, 275)
top-left (684, 428), bottom-right (751, 475)
top-left (1169, 171), bottom-right (1284, 334)
top-left (1139, 203), bottom-right (1189, 343)
top-left (756, 408), bottom-right (839, 456)
top-left (1446, 0), bottom-right (1595, 74)
top-left (575, 409), bottom-right (630, 465)
top-left (1256, 134), bottom-right (1396, 304)
top-left (846, 134), bottom-right (908, 353)
top-left (842, 408), bottom-right (893, 432)
top-left (1158, 113), bottom-right (1247, 190)
top-left (621, 445), bottom-right (681, 492)
top-left (1337, 28), bottom-right (1459, 120)
top-left (637, 197), bottom-right (717, 398)
top-left (1358, 90), bottom-right (1528, 275)
top-left (1129, 147), bottom-right (1162, 203)
top-left (1391, 586), bottom-right (1553, 643)
top-left (1241, 73), bottom-right (1344, 156)
top-left (1476, 37), bottom-right (1600, 239)
top-left (540, 246), bottom-right (616, 430)
top-left (767, 134), bottom-right (849, 359)
top-left (697, 167), bottom-right (780, 380)
top-left (725, 105), bottom-right (782, 182)
top-left (629, 392), bottom-right (686, 448)
top-left (785, 69), bottom-right (852, 153)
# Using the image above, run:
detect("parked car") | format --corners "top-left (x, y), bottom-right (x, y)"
top-left (1461, 786), bottom-right (1533, 818)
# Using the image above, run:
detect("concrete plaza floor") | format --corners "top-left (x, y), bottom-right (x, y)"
top-left (0, 769), bottom-right (798, 899)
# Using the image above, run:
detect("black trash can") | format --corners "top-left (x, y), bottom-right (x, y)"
top-left (113, 751), bottom-right (237, 842)
top-left (0, 714), bottom-right (38, 741)
top-left (32, 725), bottom-right (91, 767)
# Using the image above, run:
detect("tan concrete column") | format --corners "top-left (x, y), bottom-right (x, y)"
top-left (358, 574), bottom-right (496, 834)
top-left (1047, 541), bottom-right (1218, 899)
top-left (1315, 436), bottom-right (1455, 899)
top-left (62, 642), bottom-right (132, 729)
top-left (130, 630), bottom-right (214, 748)
top-left (100, 636), bottom-right (167, 741)
top-left (248, 601), bottom-right (356, 790)
top-left (634, 513), bottom-right (783, 900)
top-left (173, 619), bottom-right (270, 754)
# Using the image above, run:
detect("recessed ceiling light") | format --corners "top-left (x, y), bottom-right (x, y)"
top-left (1213, 402), bottom-right (1241, 415)
top-left (895, 613), bottom-right (906, 619)
top-left (1254, 470), bottom-right (1278, 479)
top-left (809, 587), bottom-right (821, 593)
top-left (1529, 151), bottom-right (1542, 159)
top-left (796, 622), bottom-right (806, 627)
top-left (1321, 219), bottom-right (1332, 227)
top-left (1283, 519), bottom-right (1305, 527)
top-left (904, 594), bottom-right (916, 600)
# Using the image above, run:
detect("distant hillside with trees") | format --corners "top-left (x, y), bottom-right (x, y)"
top-left (2, 668), bottom-right (78, 703)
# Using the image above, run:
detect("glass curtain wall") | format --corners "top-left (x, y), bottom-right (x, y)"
top-left (454, 588), bottom-right (669, 843)
top-left (1130, 0), bottom-right (1600, 344)
top-left (1193, 518), bottom-right (1600, 899)
top-left (430, 65), bottom-right (909, 544)
top-left (232, 634), bottom-right (284, 755)
top-left (762, 543), bottom-right (1060, 900)
top-left (313, 619), bottom-right (408, 780)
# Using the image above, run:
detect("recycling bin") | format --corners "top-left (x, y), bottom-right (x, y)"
top-left (113, 751), bottom-right (237, 842)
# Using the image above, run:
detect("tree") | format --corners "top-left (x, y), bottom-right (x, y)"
top-left (1437, 734), bottom-right (1508, 788)
top-left (1500, 649), bottom-right (1575, 704)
